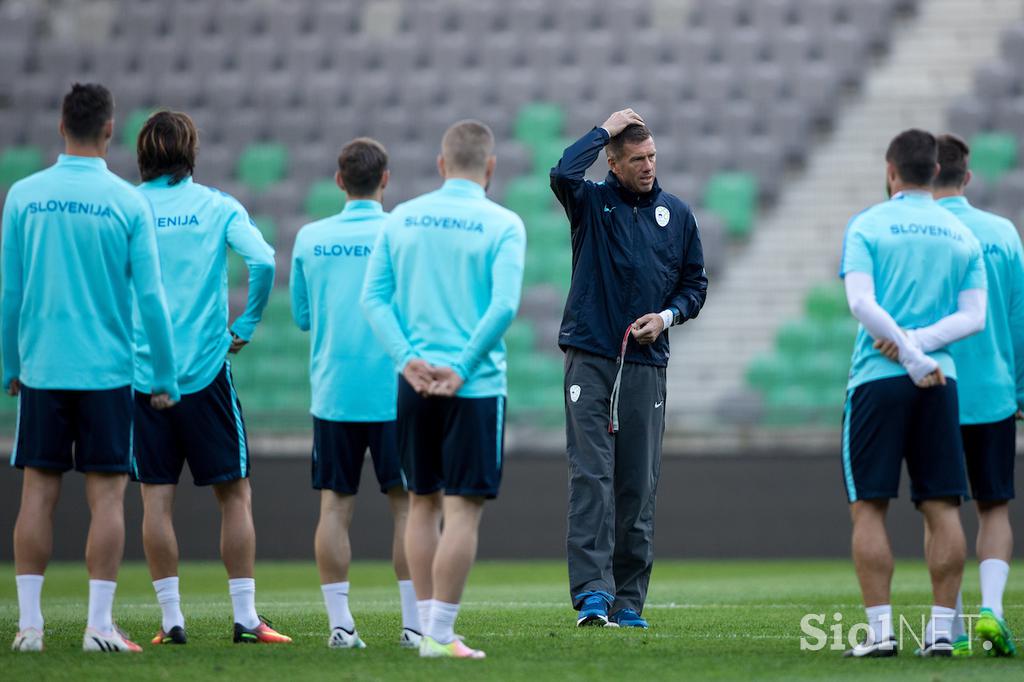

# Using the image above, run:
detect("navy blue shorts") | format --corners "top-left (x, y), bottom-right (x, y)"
top-left (397, 377), bottom-right (505, 499)
top-left (312, 418), bottom-right (403, 494)
top-left (841, 376), bottom-right (967, 504)
top-left (962, 416), bottom-right (1016, 502)
top-left (10, 384), bottom-right (133, 473)
top-left (132, 363), bottom-right (250, 486)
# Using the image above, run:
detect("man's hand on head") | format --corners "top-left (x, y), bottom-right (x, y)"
top-left (403, 359), bottom-right (435, 397)
top-left (427, 366), bottom-right (464, 398)
top-left (601, 109), bottom-right (645, 138)
top-left (632, 313), bottom-right (666, 345)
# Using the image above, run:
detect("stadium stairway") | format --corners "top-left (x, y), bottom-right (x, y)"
top-left (667, 0), bottom-right (1024, 434)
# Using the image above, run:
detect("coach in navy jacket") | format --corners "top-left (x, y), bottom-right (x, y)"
top-left (551, 109), bottom-right (707, 628)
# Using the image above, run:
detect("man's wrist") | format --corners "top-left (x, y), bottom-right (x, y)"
top-left (597, 127), bottom-right (610, 142)
top-left (658, 309), bottom-right (674, 329)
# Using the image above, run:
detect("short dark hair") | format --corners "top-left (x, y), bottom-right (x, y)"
top-left (441, 120), bottom-right (495, 173)
top-left (884, 128), bottom-right (938, 187)
top-left (337, 137), bottom-right (388, 197)
top-left (61, 82), bottom-right (114, 142)
top-left (607, 123), bottom-right (653, 159)
top-left (935, 133), bottom-right (970, 189)
top-left (137, 110), bottom-right (199, 184)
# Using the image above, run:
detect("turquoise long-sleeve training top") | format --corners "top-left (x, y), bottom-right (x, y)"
top-left (1, 154), bottom-right (179, 399)
top-left (939, 195), bottom-right (1024, 424)
top-left (361, 179), bottom-right (526, 398)
top-left (291, 199), bottom-right (396, 421)
top-left (133, 175), bottom-right (275, 395)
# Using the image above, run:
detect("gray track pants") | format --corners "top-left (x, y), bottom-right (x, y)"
top-left (564, 347), bottom-right (666, 614)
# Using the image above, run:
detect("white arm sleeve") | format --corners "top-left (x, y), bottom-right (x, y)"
top-left (844, 271), bottom-right (938, 383)
top-left (905, 289), bottom-right (987, 353)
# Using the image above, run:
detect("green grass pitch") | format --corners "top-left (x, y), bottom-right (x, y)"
top-left (0, 559), bottom-right (1020, 680)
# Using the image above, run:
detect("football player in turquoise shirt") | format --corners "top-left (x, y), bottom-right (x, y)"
top-left (131, 111), bottom-right (289, 646)
top-left (361, 120), bottom-right (525, 660)
top-left (840, 130), bottom-right (986, 658)
top-left (4, 84), bottom-right (178, 654)
top-left (291, 138), bottom-right (420, 650)
top-left (877, 134), bottom-right (1022, 656)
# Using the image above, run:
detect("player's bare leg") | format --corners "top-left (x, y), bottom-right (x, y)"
top-left (12, 468), bottom-right (61, 651)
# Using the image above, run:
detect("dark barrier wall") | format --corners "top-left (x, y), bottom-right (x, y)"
top-left (1, 455), bottom-right (1021, 561)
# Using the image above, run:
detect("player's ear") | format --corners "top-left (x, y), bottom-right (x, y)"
top-left (58, 119), bottom-right (65, 140)
top-left (484, 156), bottom-right (496, 184)
top-left (335, 170), bottom-right (346, 193)
top-left (379, 169), bottom-right (390, 191)
top-left (963, 169), bottom-right (972, 189)
top-left (102, 118), bottom-right (113, 141)
top-left (437, 154), bottom-right (446, 179)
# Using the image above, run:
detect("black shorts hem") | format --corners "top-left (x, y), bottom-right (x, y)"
top-left (312, 482), bottom-right (359, 495)
top-left (445, 487), bottom-right (498, 499)
top-left (408, 485), bottom-right (444, 496)
top-left (970, 493), bottom-right (1014, 503)
top-left (195, 471), bottom-right (249, 487)
top-left (850, 490), bottom-right (897, 502)
top-left (76, 464), bottom-right (132, 474)
top-left (13, 460), bottom-right (72, 473)
top-left (134, 475), bottom-right (180, 485)
top-left (910, 491), bottom-right (965, 505)
top-left (379, 478), bottom-right (404, 494)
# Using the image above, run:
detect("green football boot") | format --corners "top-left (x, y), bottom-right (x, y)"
top-left (976, 607), bottom-right (1016, 657)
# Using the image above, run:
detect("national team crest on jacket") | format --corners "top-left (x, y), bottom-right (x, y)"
top-left (655, 206), bottom-right (670, 227)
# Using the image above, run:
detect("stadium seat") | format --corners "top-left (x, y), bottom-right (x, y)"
top-left (237, 143), bottom-right (288, 192)
top-left (119, 108), bottom-right (154, 150)
top-left (0, 146), bottom-right (44, 188)
top-left (305, 179), bottom-right (344, 220)
top-left (703, 171), bottom-right (758, 238)
top-left (503, 175), bottom-right (556, 217)
top-left (968, 132), bottom-right (1018, 183)
top-left (513, 102), bottom-right (566, 148)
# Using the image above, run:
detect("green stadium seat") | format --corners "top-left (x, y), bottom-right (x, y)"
top-left (120, 108), bottom-right (154, 149)
top-left (524, 248), bottom-right (571, 290)
top-left (969, 132), bottom-right (1018, 183)
top-left (0, 146), bottom-right (44, 188)
top-left (305, 179), bottom-right (345, 219)
top-left (503, 175), bottom-right (554, 217)
top-left (513, 102), bottom-right (565, 148)
top-left (527, 137), bottom-right (572, 176)
top-left (775, 319), bottom-right (827, 355)
top-left (525, 211), bottom-right (569, 253)
top-left (237, 143), bottom-right (289, 191)
top-left (504, 319), bottom-right (536, 355)
top-left (703, 172), bottom-right (758, 239)
top-left (805, 283), bottom-right (849, 321)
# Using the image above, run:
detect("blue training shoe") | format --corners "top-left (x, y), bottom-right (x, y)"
top-left (610, 608), bottom-right (649, 629)
top-left (575, 591), bottom-right (614, 627)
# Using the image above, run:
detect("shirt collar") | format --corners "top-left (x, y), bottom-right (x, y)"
top-left (890, 189), bottom-right (934, 202)
top-left (440, 178), bottom-right (486, 198)
top-left (57, 154), bottom-right (108, 170)
top-left (341, 199), bottom-right (384, 216)
top-left (936, 195), bottom-right (970, 208)
top-left (141, 175), bottom-right (193, 188)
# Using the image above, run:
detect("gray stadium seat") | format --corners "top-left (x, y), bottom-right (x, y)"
top-left (825, 24), bottom-right (869, 86)
top-left (993, 171), bottom-right (1024, 218)
top-left (267, 3), bottom-right (311, 41)
top-left (738, 63), bottom-right (786, 105)
top-left (136, 38), bottom-right (179, 81)
top-left (749, 0), bottom-right (793, 35)
top-left (82, 43), bottom-right (134, 81)
top-left (203, 71), bottom-right (251, 120)
top-left (946, 98), bottom-right (989, 140)
top-left (993, 98), bottom-right (1024, 143)
top-left (974, 62), bottom-right (1017, 101)
top-left (167, 1), bottom-right (215, 40)
top-left (1002, 23), bottom-right (1024, 71)
top-left (841, 0), bottom-right (890, 50)
top-left (310, 2), bottom-right (359, 37)
top-left (716, 28), bottom-right (764, 67)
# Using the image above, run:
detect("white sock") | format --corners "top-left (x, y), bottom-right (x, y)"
top-left (417, 599), bottom-right (432, 635)
top-left (926, 605), bottom-right (957, 644)
top-left (15, 574), bottom-right (44, 631)
top-left (980, 558), bottom-right (1009, 619)
top-left (228, 578), bottom-right (259, 629)
top-left (321, 581), bottom-right (355, 632)
top-left (153, 576), bottom-right (184, 632)
top-left (87, 580), bottom-right (117, 633)
top-left (428, 600), bottom-right (460, 644)
top-left (398, 580), bottom-right (420, 632)
top-left (864, 604), bottom-right (892, 642)
top-left (952, 591), bottom-right (965, 639)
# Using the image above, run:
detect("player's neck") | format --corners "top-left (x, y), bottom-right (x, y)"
top-left (890, 181), bottom-right (931, 197)
top-left (63, 138), bottom-right (108, 159)
top-left (443, 172), bottom-right (487, 188)
top-left (931, 186), bottom-right (963, 200)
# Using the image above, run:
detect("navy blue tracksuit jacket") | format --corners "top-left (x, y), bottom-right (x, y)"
top-left (550, 127), bottom-right (708, 367)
